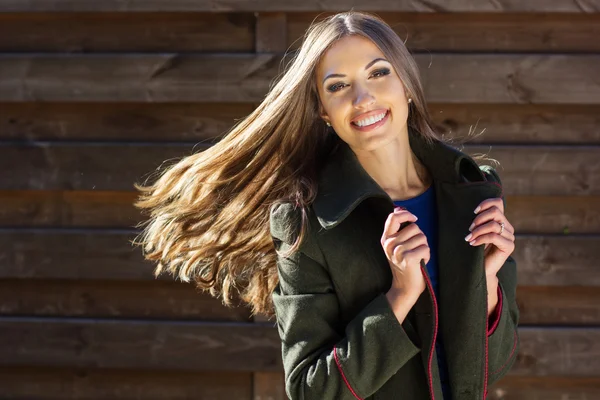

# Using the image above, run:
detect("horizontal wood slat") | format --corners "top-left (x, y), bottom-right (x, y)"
top-left (0, 280), bottom-right (251, 321)
top-left (0, 320), bottom-right (596, 376)
top-left (0, 318), bottom-right (282, 372)
top-left (3, 103), bottom-right (599, 144)
top-left (1, 0), bottom-right (598, 12)
top-left (1, 191), bottom-right (599, 234)
top-left (489, 376), bottom-right (600, 400)
top-left (1, 145), bottom-right (597, 195)
top-left (0, 13), bottom-right (255, 53)
top-left (1, 13), bottom-right (598, 53)
top-left (0, 279), bottom-right (595, 325)
top-left (288, 12), bottom-right (600, 53)
top-left (1, 54), bottom-right (598, 103)
top-left (0, 369), bottom-right (598, 400)
top-left (0, 232), bottom-right (597, 286)
top-left (0, 367), bottom-right (254, 400)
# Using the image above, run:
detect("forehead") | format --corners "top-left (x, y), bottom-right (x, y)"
top-left (316, 35), bottom-right (385, 79)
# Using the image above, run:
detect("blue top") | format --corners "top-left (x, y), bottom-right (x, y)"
top-left (393, 183), bottom-right (452, 400)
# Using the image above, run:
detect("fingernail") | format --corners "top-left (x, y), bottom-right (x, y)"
top-left (465, 233), bottom-right (472, 241)
top-left (469, 240), bottom-right (476, 246)
top-left (474, 206), bottom-right (481, 214)
top-left (468, 223), bottom-right (475, 231)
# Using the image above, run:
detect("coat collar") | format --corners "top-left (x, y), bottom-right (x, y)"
top-left (313, 130), bottom-right (489, 230)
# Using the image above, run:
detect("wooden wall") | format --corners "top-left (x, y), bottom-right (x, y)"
top-left (0, 1), bottom-right (599, 399)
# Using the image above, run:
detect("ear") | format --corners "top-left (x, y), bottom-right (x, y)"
top-left (318, 102), bottom-right (329, 123)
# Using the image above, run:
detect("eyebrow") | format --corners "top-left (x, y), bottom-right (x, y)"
top-left (322, 58), bottom-right (390, 85)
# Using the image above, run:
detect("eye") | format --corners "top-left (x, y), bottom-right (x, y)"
top-left (327, 82), bottom-right (346, 93)
top-left (372, 68), bottom-right (390, 78)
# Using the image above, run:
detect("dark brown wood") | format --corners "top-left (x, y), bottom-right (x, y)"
top-left (0, 279), bottom-right (594, 324)
top-left (2, 103), bottom-right (598, 143)
top-left (0, 279), bottom-right (251, 321)
top-left (2, 145), bottom-right (598, 194)
top-left (256, 13), bottom-right (287, 53)
top-left (0, 367), bottom-right (253, 399)
top-left (517, 286), bottom-right (600, 325)
top-left (506, 196), bottom-right (600, 234)
top-left (1, 54), bottom-right (598, 103)
top-left (1, 232), bottom-right (598, 287)
top-left (0, 320), bottom-right (596, 376)
top-left (0, 12), bottom-right (255, 52)
top-left (513, 328), bottom-right (600, 376)
top-left (1, 0), bottom-right (598, 12)
top-left (489, 376), bottom-right (600, 400)
top-left (289, 12), bottom-right (600, 52)
top-left (0, 102), bottom-right (255, 141)
top-left (466, 146), bottom-right (600, 196)
top-left (2, 191), bottom-right (599, 234)
top-left (515, 235), bottom-right (600, 286)
top-left (429, 104), bottom-right (600, 144)
top-left (253, 314), bottom-right (285, 400)
top-left (0, 318), bottom-right (282, 372)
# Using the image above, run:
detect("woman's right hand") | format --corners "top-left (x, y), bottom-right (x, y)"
top-left (380, 207), bottom-right (429, 300)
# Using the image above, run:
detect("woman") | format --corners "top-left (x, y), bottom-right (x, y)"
top-left (134, 11), bottom-right (519, 400)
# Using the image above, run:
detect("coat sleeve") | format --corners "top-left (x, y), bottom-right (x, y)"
top-left (270, 202), bottom-right (421, 400)
top-left (481, 167), bottom-right (521, 387)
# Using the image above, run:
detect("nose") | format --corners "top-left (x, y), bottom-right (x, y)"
top-left (352, 83), bottom-right (375, 109)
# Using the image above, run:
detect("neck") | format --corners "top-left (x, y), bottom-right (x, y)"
top-left (352, 131), bottom-right (431, 202)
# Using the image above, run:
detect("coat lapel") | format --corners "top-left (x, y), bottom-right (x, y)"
top-left (312, 130), bottom-right (503, 398)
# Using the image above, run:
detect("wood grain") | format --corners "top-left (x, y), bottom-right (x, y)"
top-left (0, 232), bottom-right (598, 286)
top-left (1, 54), bottom-right (598, 103)
top-left (0, 279), bottom-right (251, 321)
top-left (489, 376), bottom-right (600, 400)
top-left (0, 367), bottom-right (253, 399)
top-left (288, 12), bottom-right (600, 52)
top-left (3, 103), bottom-right (598, 143)
top-left (1, 145), bottom-right (598, 195)
top-left (516, 286), bottom-right (600, 325)
top-left (0, 318), bottom-right (282, 372)
top-left (0, 12), bottom-right (255, 52)
top-left (1, 0), bottom-right (598, 12)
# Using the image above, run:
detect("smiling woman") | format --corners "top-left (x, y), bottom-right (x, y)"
top-left (134, 11), bottom-right (519, 400)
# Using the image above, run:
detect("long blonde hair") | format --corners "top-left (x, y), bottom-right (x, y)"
top-left (133, 11), bottom-right (445, 317)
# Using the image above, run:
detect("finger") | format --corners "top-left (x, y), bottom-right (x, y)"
top-left (401, 244), bottom-right (431, 267)
top-left (385, 231), bottom-right (428, 261)
top-left (468, 232), bottom-right (515, 253)
top-left (382, 209), bottom-right (418, 238)
top-left (470, 206), bottom-right (514, 235)
top-left (467, 220), bottom-right (515, 243)
top-left (475, 197), bottom-right (504, 215)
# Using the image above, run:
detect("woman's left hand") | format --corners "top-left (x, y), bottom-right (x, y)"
top-left (465, 198), bottom-right (515, 277)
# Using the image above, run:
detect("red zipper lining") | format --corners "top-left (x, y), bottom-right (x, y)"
top-left (333, 345), bottom-right (363, 400)
top-left (421, 265), bottom-right (438, 400)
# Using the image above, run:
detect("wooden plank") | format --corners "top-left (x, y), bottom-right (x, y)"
top-left (0, 318), bottom-right (282, 372)
top-left (0, 367), bottom-right (253, 400)
top-left (0, 279), bottom-right (593, 325)
top-left (516, 286), bottom-right (600, 325)
top-left (0, 320), bottom-right (597, 377)
top-left (2, 103), bottom-right (598, 143)
top-left (0, 12), bottom-right (255, 52)
top-left (255, 13), bottom-right (287, 53)
top-left (0, 102), bottom-right (255, 141)
top-left (1, 0), bottom-right (599, 12)
top-left (489, 376), bottom-right (600, 400)
top-left (515, 235), bottom-right (600, 286)
top-left (2, 145), bottom-right (598, 195)
top-left (0, 232), bottom-right (598, 286)
top-left (0, 279), bottom-right (251, 321)
top-left (0, 54), bottom-right (598, 104)
top-left (513, 328), bottom-right (600, 377)
top-left (2, 191), bottom-right (599, 234)
top-left (289, 12), bottom-right (600, 52)
top-left (253, 314), bottom-right (285, 400)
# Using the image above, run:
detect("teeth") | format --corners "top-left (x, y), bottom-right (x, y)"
top-left (354, 111), bottom-right (387, 127)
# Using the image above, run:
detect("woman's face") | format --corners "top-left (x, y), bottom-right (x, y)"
top-left (315, 35), bottom-right (410, 152)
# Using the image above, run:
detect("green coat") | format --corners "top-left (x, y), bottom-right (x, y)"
top-left (269, 132), bottom-right (520, 400)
